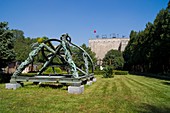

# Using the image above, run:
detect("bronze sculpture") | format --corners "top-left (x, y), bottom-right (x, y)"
top-left (10, 34), bottom-right (94, 86)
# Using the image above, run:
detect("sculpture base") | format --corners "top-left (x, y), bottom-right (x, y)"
top-left (86, 81), bottom-right (93, 85)
top-left (93, 78), bottom-right (97, 82)
top-left (68, 85), bottom-right (84, 94)
top-left (5, 83), bottom-right (21, 90)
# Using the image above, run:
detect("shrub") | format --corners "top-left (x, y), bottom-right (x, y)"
top-left (94, 71), bottom-right (105, 75)
top-left (0, 73), bottom-right (12, 83)
top-left (103, 66), bottom-right (114, 78)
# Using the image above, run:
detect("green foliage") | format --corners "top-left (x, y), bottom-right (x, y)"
top-left (12, 29), bottom-right (37, 61)
top-left (72, 43), bottom-right (97, 69)
top-left (103, 66), bottom-right (114, 78)
top-left (123, 2), bottom-right (170, 74)
top-left (103, 49), bottom-right (124, 69)
top-left (12, 30), bottom-right (49, 62)
top-left (113, 57), bottom-right (124, 69)
top-left (36, 36), bottom-right (48, 43)
top-left (94, 66), bottom-right (105, 75)
top-left (94, 70), bottom-right (104, 75)
top-left (0, 22), bottom-right (15, 69)
top-left (44, 67), bottom-right (62, 74)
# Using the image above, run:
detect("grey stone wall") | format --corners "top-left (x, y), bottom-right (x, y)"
top-left (89, 38), bottom-right (129, 60)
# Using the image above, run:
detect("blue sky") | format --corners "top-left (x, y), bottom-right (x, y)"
top-left (0, 0), bottom-right (169, 45)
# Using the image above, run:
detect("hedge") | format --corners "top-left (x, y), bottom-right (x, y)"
top-left (114, 70), bottom-right (129, 75)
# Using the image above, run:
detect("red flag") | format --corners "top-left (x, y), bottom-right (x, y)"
top-left (94, 30), bottom-right (96, 33)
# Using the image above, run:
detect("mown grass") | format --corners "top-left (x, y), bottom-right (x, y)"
top-left (0, 75), bottom-right (170, 113)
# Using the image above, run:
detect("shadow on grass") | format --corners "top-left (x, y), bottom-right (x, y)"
top-left (129, 72), bottom-right (170, 81)
top-left (136, 103), bottom-right (170, 113)
top-left (39, 84), bottom-right (68, 90)
top-left (161, 81), bottom-right (170, 86)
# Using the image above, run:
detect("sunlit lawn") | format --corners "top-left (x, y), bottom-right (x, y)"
top-left (0, 75), bottom-right (170, 113)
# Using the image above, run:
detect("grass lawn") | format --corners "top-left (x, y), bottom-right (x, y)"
top-left (0, 75), bottom-right (170, 113)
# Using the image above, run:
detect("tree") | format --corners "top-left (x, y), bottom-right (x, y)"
top-left (72, 44), bottom-right (97, 69)
top-left (123, 1), bottom-right (170, 74)
top-left (0, 22), bottom-right (15, 71)
top-left (103, 49), bottom-right (124, 69)
top-left (81, 44), bottom-right (97, 65)
top-left (12, 29), bottom-right (37, 61)
top-left (150, 5), bottom-right (170, 73)
top-left (12, 29), bottom-right (24, 39)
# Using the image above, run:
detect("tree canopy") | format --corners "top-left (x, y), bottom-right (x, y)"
top-left (12, 29), bottom-right (50, 62)
top-left (123, 2), bottom-right (170, 74)
top-left (12, 29), bottom-right (37, 62)
top-left (103, 49), bottom-right (124, 70)
top-left (0, 22), bottom-right (15, 70)
top-left (72, 44), bottom-right (97, 69)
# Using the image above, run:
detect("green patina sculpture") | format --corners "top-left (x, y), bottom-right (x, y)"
top-left (61, 34), bottom-right (79, 78)
top-left (11, 43), bottom-right (55, 82)
top-left (10, 33), bottom-right (94, 83)
top-left (83, 52), bottom-right (89, 74)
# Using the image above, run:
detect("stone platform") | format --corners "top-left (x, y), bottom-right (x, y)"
top-left (68, 85), bottom-right (84, 94)
top-left (6, 74), bottom-right (96, 94)
top-left (5, 83), bottom-right (21, 90)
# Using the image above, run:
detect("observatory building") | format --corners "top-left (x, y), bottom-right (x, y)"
top-left (89, 37), bottom-right (129, 65)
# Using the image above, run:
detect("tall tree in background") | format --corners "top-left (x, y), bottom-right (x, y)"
top-left (0, 22), bottom-right (15, 71)
top-left (12, 29), bottom-right (37, 62)
top-left (123, 1), bottom-right (170, 74)
top-left (150, 3), bottom-right (170, 73)
top-left (103, 49), bottom-right (124, 70)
